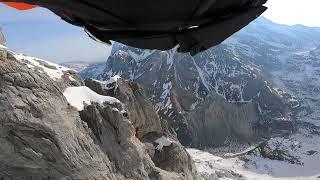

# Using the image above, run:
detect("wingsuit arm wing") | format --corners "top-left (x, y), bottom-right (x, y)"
top-left (1, 0), bottom-right (268, 55)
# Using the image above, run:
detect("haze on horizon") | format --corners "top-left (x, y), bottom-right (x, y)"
top-left (0, 0), bottom-right (319, 63)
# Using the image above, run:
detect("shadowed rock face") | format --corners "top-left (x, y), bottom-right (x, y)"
top-left (0, 44), bottom-right (198, 179)
top-left (187, 93), bottom-right (258, 148)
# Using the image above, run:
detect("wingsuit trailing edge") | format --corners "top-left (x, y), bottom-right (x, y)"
top-left (2, 0), bottom-right (268, 55)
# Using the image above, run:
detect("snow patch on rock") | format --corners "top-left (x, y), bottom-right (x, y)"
top-left (155, 136), bottom-right (172, 151)
top-left (0, 44), bottom-right (7, 49)
top-left (128, 50), bottom-right (154, 62)
top-left (63, 86), bottom-right (121, 111)
top-left (92, 75), bottom-right (121, 90)
top-left (161, 81), bottom-right (172, 100)
top-left (68, 76), bottom-right (77, 81)
top-left (104, 75), bottom-right (121, 85)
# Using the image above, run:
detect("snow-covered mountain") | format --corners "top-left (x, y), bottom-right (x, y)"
top-left (73, 17), bottom-right (320, 179)
top-left (90, 18), bottom-right (308, 150)
top-left (186, 18), bottom-right (320, 179)
top-left (97, 43), bottom-right (295, 149)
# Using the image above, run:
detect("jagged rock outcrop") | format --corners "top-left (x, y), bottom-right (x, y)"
top-left (0, 44), bottom-right (197, 179)
top-left (83, 78), bottom-right (198, 179)
top-left (84, 78), bottom-right (170, 138)
top-left (0, 28), bottom-right (5, 46)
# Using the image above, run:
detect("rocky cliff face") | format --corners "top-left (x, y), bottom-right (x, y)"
top-left (84, 78), bottom-right (170, 138)
top-left (0, 43), bottom-right (197, 179)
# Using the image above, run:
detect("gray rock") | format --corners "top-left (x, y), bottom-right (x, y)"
top-left (187, 93), bottom-right (258, 148)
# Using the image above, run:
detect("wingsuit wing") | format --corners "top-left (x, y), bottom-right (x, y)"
top-left (2, 2), bottom-right (37, 10)
top-left (1, 0), bottom-right (267, 55)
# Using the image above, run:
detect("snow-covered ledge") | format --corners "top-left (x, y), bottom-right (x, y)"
top-left (0, 44), bottom-right (7, 49)
top-left (63, 86), bottom-right (121, 111)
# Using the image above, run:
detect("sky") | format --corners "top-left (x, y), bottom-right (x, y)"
top-left (0, 4), bottom-right (111, 63)
top-left (0, 0), bottom-right (319, 63)
top-left (264, 0), bottom-right (320, 27)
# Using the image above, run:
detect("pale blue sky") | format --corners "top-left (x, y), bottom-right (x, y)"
top-left (0, 4), bottom-right (111, 63)
top-left (0, 1), bottom-right (319, 62)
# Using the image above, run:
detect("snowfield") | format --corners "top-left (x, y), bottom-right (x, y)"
top-left (0, 45), bottom-right (72, 81)
top-left (13, 53), bottom-right (71, 80)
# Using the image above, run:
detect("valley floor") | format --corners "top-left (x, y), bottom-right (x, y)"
top-left (188, 130), bottom-right (320, 180)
